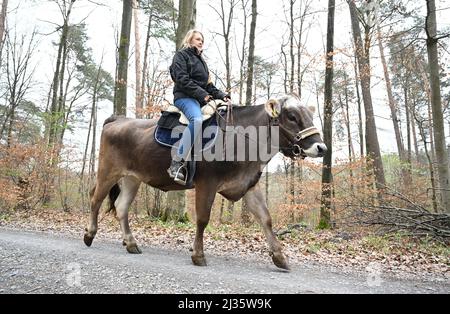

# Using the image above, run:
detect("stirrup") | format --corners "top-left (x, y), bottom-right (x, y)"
top-left (173, 164), bottom-right (188, 186)
top-left (168, 162), bottom-right (187, 186)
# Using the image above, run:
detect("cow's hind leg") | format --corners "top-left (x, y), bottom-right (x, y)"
top-left (84, 175), bottom-right (119, 247)
top-left (243, 184), bottom-right (290, 270)
top-left (191, 181), bottom-right (217, 266)
top-left (115, 176), bottom-right (142, 254)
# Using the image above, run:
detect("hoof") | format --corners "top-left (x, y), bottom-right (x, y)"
top-left (126, 244), bottom-right (142, 254)
top-left (191, 255), bottom-right (207, 266)
top-left (83, 233), bottom-right (94, 247)
top-left (271, 252), bottom-right (290, 270)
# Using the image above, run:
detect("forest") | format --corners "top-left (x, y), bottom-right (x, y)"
top-left (0, 0), bottom-right (449, 247)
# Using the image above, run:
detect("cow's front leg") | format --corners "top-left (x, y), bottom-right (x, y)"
top-left (243, 184), bottom-right (290, 270)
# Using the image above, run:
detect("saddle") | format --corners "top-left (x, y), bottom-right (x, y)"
top-left (155, 100), bottom-right (229, 188)
top-left (163, 99), bottom-right (228, 125)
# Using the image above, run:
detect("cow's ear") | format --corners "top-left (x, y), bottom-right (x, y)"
top-left (265, 99), bottom-right (281, 118)
top-left (308, 105), bottom-right (316, 114)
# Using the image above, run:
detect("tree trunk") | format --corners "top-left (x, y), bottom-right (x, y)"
top-left (343, 82), bottom-right (355, 193)
top-left (114, 0), bottom-right (133, 116)
top-left (133, 0), bottom-right (143, 117)
top-left (6, 103), bottom-right (15, 148)
top-left (175, 0), bottom-right (196, 50)
top-left (417, 56), bottom-right (437, 166)
top-left (241, 0), bottom-right (257, 223)
top-left (404, 86), bottom-right (413, 171)
top-left (376, 25), bottom-right (404, 158)
top-left (289, 0), bottom-right (295, 93)
top-left (426, 0), bottom-right (450, 212)
top-left (352, 52), bottom-right (364, 157)
top-left (164, 190), bottom-right (186, 222)
top-left (415, 114), bottom-right (438, 212)
top-left (219, 197), bottom-right (234, 224)
top-left (48, 1), bottom-right (74, 150)
top-left (238, 0), bottom-right (248, 105)
top-left (296, 1), bottom-right (308, 98)
top-left (141, 11), bottom-right (153, 112)
top-left (376, 24), bottom-right (411, 186)
top-left (287, 0), bottom-right (296, 202)
top-left (0, 0), bottom-right (8, 63)
top-left (151, 189), bottom-right (163, 218)
top-left (79, 93), bottom-right (94, 205)
top-left (55, 28), bottom-right (70, 148)
top-left (244, 0), bottom-right (257, 106)
top-left (164, 0), bottom-right (197, 221)
top-left (348, 0), bottom-right (385, 196)
top-left (411, 99), bottom-right (419, 163)
top-left (290, 160), bottom-right (295, 206)
top-left (281, 43), bottom-right (288, 94)
top-left (343, 72), bottom-right (355, 160)
top-left (320, 0), bottom-right (335, 229)
top-left (44, 0), bottom-right (76, 204)
top-left (217, 0), bottom-right (235, 93)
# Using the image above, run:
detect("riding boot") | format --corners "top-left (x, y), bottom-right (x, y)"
top-left (167, 159), bottom-right (186, 183)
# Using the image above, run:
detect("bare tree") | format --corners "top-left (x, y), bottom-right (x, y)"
top-left (0, 0), bottom-right (8, 64)
top-left (114, 0), bottom-right (133, 116)
top-left (425, 0), bottom-right (450, 212)
top-left (164, 0), bottom-right (197, 222)
top-left (2, 29), bottom-right (37, 147)
top-left (241, 0), bottom-right (257, 225)
top-left (211, 0), bottom-right (238, 221)
top-left (414, 110), bottom-right (438, 212)
top-left (350, 47), bottom-right (364, 157)
top-left (133, 0), bottom-right (143, 117)
top-left (296, 0), bottom-right (312, 98)
top-left (347, 0), bottom-right (386, 196)
top-left (47, 0), bottom-right (76, 153)
top-left (175, 0), bottom-right (196, 50)
top-left (137, 0), bottom-right (175, 111)
top-left (140, 6), bottom-right (152, 111)
top-left (236, 0), bottom-right (249, 104)
top-left (320, 0), bottom-right (335, 228)
top-left (244, 0), bottom-right (257, 107)
top-left (210, 0), bottom-right (237, 93)
top-left (376, 24), bottom-right (411, 186)
top-left (288, 0), bottom-right (295, 93)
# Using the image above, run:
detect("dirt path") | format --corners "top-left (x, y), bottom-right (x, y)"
top-left (0, 228), bottom-right (448, 294)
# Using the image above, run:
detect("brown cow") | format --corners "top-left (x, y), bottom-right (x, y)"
top-left (83, 95), bottom-right (326, 270)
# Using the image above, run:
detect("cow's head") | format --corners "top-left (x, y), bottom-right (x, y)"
top-left (265, 94), bottom-right (327, 158)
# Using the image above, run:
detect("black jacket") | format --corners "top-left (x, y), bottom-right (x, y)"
top-left (170, 47), bottom-right (227, 106)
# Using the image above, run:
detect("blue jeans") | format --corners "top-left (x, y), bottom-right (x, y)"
top-left (174, 98), bottom-right (203, 161)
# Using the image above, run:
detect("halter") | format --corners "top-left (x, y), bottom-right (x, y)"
top-left (270, 117), bottom-right (321, 157)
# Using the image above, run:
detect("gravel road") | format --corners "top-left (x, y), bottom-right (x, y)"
top-left (0, 228), bottom-right (448, 294)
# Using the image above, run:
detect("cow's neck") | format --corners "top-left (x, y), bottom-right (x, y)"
top-left (230, 105), bottom-right (269, 128)
top-left (222, 104), bottom-right (279, 166)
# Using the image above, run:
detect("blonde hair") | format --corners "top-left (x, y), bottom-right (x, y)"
top-left (181, 30), bottom-right (204, 49)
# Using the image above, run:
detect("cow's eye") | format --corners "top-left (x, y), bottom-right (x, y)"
top-left (287, 114), bottom-right (296, 122)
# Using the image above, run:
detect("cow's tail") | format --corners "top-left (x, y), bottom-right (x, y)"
top-left (106, 184), bottom-right (121, 215)
top-left (101, 115), bottom-right (123, 215)
top-left (103, 115), bottom-right (124, 127)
